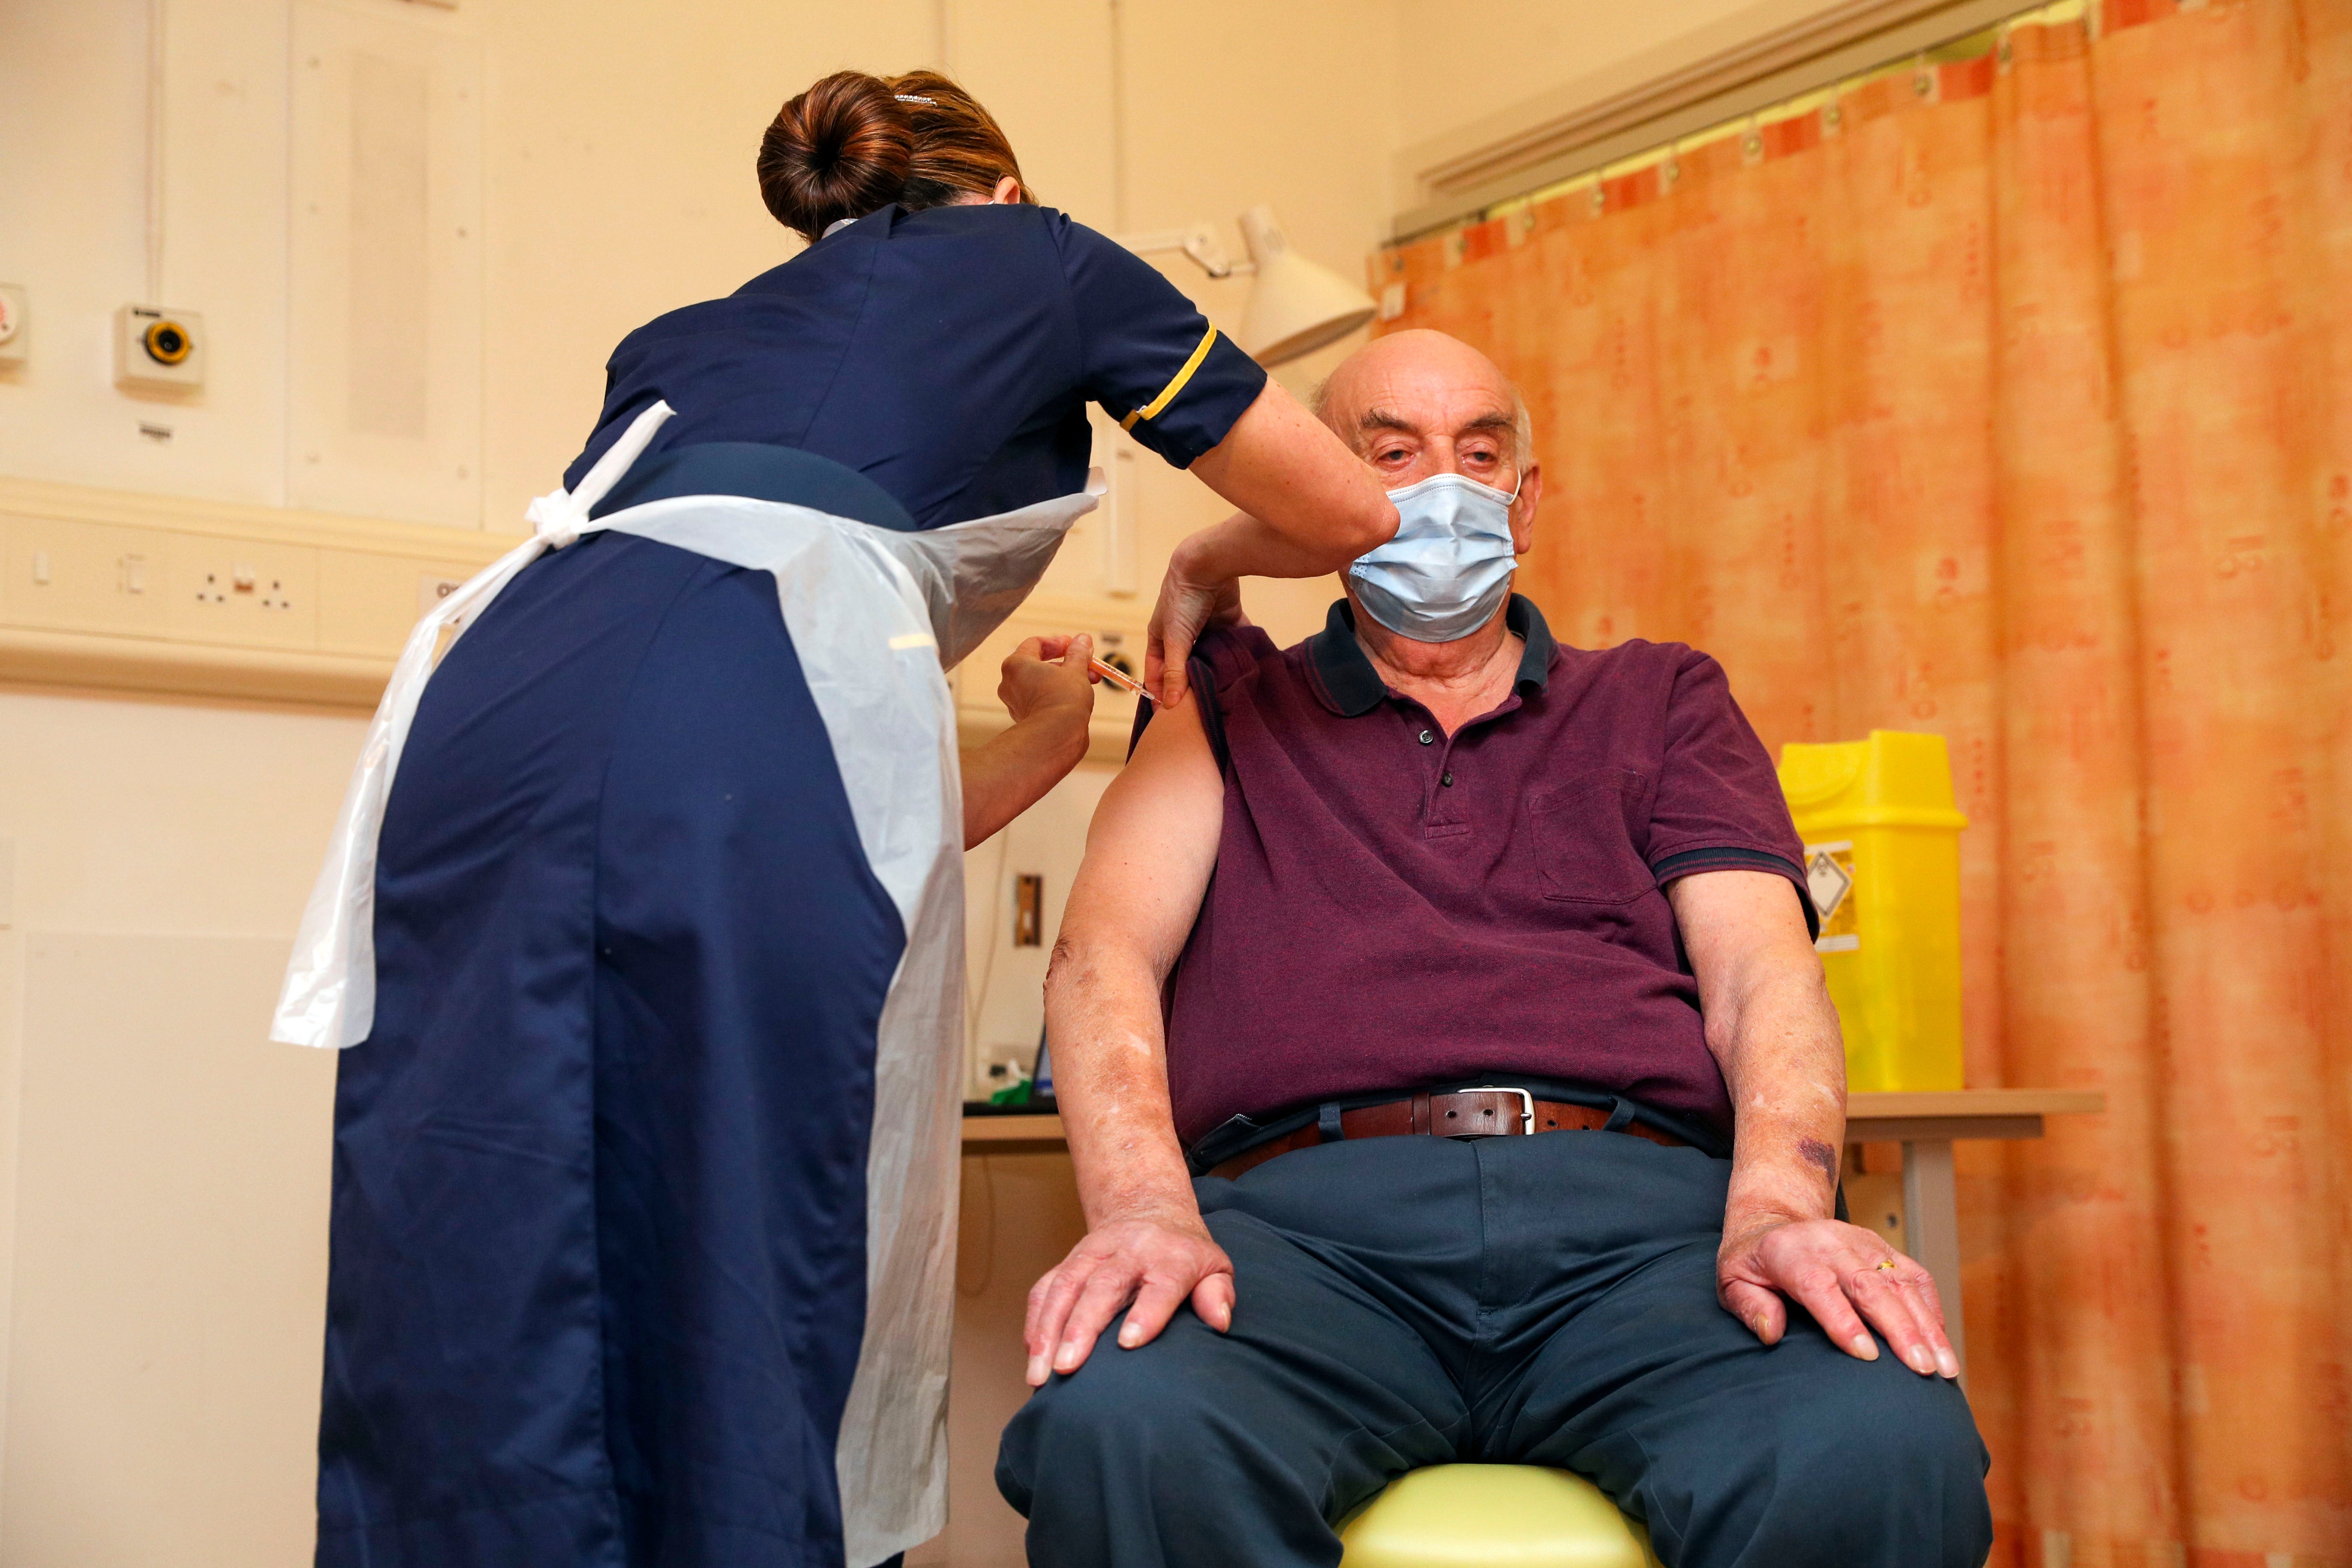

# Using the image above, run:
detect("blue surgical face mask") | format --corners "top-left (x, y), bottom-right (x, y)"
top-left (1347, 471), bottom-right (1521, 643)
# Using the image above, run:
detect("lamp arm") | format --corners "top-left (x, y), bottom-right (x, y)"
top-left (1112, 224), bottom-right (1257, 280)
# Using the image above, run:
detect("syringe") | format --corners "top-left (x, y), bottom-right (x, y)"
top-left (1088, 657), bottom-right (1150, 701)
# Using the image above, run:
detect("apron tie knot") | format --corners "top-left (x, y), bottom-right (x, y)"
top-left (526, 491), bottom-right (590, 549)
top-left (528, 399), bottom-right (682, 549)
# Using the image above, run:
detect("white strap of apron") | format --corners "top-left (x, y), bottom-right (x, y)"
top-left (271, 398), bottom-right (676, 1049)
top-left (526, 400), bottom-right (678, 547)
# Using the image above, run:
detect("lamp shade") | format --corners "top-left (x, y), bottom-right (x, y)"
top-left (1235, 205), bottom-right (1377, 365)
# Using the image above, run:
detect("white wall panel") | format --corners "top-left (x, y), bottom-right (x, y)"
top-left (288, 1), bottom-right (483, 527)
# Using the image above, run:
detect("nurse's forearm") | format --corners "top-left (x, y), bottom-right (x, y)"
top-left (1189, 383), bottom-right (1396, 570)
top-left (960, 710), bottom-right (1089, 848)
top-left (1171, 510), bottom-right (1344, 585)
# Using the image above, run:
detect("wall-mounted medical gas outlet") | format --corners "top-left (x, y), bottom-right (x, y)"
top-left (0, 286), bottom-right (27, 367)
top-left (114, 305), bottom-right (206, 392)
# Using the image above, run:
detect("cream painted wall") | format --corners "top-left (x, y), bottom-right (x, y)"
top-left (0, 690), bottom-right (364, 1560)
top-left (0, 0), bottom-right (291, 503)
top-left (0, 0), bottom-right (1394, 556)
top-left (1384, 0), bottom-right (1891, 216)
top-left (1389, 0), bottom-right (1765, 154)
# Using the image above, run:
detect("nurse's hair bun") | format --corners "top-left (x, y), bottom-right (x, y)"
top-left (760, 70), bottom-right (1033, 244)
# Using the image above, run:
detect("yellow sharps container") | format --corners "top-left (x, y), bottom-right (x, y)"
top-left (1775, 731), bottom-right (1969, 1093)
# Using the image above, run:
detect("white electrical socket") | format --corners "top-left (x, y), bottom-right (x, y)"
top-left (114, 304), bottom-right (205, 392)
top-left (0, 285), bottom-right (25, 366)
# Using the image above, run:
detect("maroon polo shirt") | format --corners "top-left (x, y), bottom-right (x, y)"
top-left (1161, 597), bottom-right (1815, 1146)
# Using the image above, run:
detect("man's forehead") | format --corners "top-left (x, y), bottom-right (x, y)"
top-left (1326, 340), bottom-right (1516, 438)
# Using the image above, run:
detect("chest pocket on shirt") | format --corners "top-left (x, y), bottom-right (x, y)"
top-left (1530, 768), bottom-right (1654, 904)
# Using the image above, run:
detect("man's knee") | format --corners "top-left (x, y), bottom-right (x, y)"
top-left (996, 1313), bottom-right (1238, 1517)
top-left (1751, 1369), bottom-right (1990, 1566)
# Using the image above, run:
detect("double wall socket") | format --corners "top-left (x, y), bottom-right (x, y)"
top-left (114, 304), bottom-right (205, 392)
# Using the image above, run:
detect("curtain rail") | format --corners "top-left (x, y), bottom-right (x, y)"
top-left (1391, 0), bottom-right (2076, 243)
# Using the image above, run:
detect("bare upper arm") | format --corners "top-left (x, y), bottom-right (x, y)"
top-left (1057, 695), bottom-right (1227, 981)
top-left (1665, 869), bottom-right (1821, 1008)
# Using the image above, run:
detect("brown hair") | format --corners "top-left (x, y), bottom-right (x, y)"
top-left (757, 70), bottom-right (1035, 243)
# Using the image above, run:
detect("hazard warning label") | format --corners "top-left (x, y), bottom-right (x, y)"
top-left (1807, 842), bottom-right (1858, 952)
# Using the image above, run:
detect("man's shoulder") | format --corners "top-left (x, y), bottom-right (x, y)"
top-left (1196, 621), bottom-right (1292, 692)
top-left (1550, 635), bottom-right (1724, 696)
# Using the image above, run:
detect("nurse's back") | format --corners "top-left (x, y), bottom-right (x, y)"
top-left (565, 70), bottom-right (1266, 529)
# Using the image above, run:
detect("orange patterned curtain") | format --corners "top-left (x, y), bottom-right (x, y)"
top-left (1376, 1), bottom-right (2351, 1562)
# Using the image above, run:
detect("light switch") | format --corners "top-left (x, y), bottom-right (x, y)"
top-left (120, 554), bottom-right (148, 594)
top-left (31, 551), bottom-right (51, 585)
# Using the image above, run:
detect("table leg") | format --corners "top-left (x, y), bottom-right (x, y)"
top-left (1900, 1137), bottom-right (1965, 1379)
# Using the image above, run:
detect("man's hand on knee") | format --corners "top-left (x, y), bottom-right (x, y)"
top-left (1717, 1216), bottom-right (1961, 1380)
top-left (1025, 1216), bottom-right (1236, 1386)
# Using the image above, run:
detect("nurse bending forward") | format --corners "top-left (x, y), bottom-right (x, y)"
top-left (288, 69), bottom-right (1395, 1568)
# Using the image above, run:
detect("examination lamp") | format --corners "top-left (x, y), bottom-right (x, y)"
top-left (1117, 205), bottom-right (1378, 366)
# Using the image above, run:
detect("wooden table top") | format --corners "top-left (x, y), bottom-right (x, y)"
top-left (962, 1088), bottom-right (2106, 1153)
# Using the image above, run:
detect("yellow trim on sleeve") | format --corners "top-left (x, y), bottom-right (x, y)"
top-left (1120, 325), bottom-right (1220, 432)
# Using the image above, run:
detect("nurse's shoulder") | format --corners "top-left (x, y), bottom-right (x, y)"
top-left (601, 201), bottom-right (1072, 369)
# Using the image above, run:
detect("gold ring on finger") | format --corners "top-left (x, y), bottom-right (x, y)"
top-left (1874, 1258), bottom-right (1899, 1272)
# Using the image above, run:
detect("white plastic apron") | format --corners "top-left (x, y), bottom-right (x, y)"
top-left (273, 401), bottom-right (1099, 1566)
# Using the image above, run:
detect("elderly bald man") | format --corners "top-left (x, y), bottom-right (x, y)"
top-left (995, 330), bottom-right (1992, 1568)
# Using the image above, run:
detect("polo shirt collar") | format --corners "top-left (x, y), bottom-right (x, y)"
top-left (1306, 594), bottom-right (1558, 717)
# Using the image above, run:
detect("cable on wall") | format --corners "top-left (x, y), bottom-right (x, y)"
top-left (145, 0), bottom-right (167, 303)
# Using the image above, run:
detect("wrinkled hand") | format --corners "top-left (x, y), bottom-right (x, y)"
top-left (1145, 552), bottom-right (1246, 710)
top-left (1718, 1216), bottom-right (1960, 1379)
top-left (997, 633), bottom-right (1097, 727)
top-left (1024, 1215), bottom-right (1236, 1386)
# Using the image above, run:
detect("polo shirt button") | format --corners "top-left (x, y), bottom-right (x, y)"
top-left (1441, 771), bottom-right (1455, 786)
top-left (1418, 730), bottom-right (1433, 744)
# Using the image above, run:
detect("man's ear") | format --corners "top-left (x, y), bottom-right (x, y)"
top-left (1510, 462), bottom-right (1542, 554)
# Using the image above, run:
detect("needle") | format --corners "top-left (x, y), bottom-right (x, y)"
top-left (1087, 656), bottom-right (1149, 700)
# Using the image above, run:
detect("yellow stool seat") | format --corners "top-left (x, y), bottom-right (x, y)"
top-left (1338, 1464), bottom-right (1663, 1568)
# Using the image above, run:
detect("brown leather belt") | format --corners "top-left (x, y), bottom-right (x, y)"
top-left (1206, 1088), bottom-right (1690, 1181)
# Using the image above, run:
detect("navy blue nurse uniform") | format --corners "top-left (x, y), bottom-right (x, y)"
top-left (315, 202), bottom-right (1266, 1568)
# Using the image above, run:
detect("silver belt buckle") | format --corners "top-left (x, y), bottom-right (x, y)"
top-left (1464, 1085), bottom-right (1535, 1137)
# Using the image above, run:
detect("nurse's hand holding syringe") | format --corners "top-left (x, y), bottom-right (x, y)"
top-left (960, 633), bottom-right (1100, 850)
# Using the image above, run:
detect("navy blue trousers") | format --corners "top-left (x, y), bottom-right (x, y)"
top-left (318, 530), bottom-right (902, 1567)
top-left (998, 1130), bottom-right (1991, 1568)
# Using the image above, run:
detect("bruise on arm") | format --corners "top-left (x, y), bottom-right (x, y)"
top-left (1799, 1137), bottom-right (1841, 1184)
